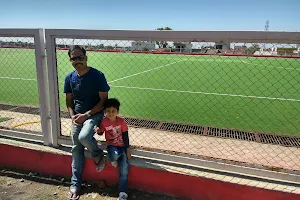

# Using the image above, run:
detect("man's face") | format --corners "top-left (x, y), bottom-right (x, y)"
top-left (69, 49), bottom-right (87, 69)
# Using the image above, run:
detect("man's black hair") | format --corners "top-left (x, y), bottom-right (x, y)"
top-left (68, 45), bottom-right (86, 57)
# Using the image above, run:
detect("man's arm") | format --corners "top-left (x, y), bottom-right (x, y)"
top-left (85, 92), bottom-right (108, 116)
top-left (66, 93), bottom-right (75, 118)
top-left (73, 92), bottom-right (108, 125)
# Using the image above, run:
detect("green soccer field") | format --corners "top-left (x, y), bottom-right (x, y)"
top-left (0, 48), bottom-right (299, 136)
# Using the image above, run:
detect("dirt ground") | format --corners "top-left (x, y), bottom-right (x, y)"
top-left (0, 167), bottom-right (182, 200)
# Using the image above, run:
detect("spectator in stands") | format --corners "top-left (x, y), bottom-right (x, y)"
top-left (95, 98), bottom-right (131, 200)
top-left (64, 45), bottom-right (110, 200)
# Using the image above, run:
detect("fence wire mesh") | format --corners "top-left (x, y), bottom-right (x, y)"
top-left (0, 32), bottom-right (299, 194)
top-left (0, 37), bottom-right (42, 134)
top-left (55, 38), bottom-right (300, 177)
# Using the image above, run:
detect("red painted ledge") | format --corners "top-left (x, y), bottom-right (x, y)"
top-left (0, 143), bottom-right (298, 200)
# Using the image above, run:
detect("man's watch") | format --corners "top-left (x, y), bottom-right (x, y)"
top-left (86, 112), bottom-right (92, 118)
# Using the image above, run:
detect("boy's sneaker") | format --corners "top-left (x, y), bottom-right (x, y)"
top-left (94, 155), bottom-right (106, 172)
top-left (111, 161), bottom-right (118, 167)
top-left (117, 192), bottom-right (128, 200)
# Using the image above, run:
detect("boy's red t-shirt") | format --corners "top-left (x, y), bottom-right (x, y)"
top-left (100, 116), bottom-right (128, 147)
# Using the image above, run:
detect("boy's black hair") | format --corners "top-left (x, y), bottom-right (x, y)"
top-left (104, 98), bottom-right (120, 110)
top-left (68, 45), bottom-right (86, 57)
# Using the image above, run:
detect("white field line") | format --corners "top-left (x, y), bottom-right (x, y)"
top-left (110, 85), bottom-right (300, 102)
top-left (242, 60), bottom-right (300, 71)
top-left (0, 76), bottom-right (65, 84)
top-left (0, 76), bottom-right (36, 81)
top-left (146, 57), bottom-right (244, 62)
top-left (2, 76), bottom-right (298, 102)
top-left (185, 59), bottom-right (244, 62)
top-left (108, 59), bottom-right (187, 84)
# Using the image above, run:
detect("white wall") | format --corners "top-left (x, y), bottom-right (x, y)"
top-left (215, 41), bottom-right (230, 50)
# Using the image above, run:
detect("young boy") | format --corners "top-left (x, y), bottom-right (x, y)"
top-left (95, 98), bottom-right (131, 200)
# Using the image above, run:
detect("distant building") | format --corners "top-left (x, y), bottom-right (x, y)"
top-left (234, 46), bottom-right (247, 50)
top-left (131, 41), bottom-right (155, 51)
top-left (173, 42), bottom-right (193, 52)
top-left (277, 47), bottom-right (297, 55)
top-left (215, 41), bottom-right (230, 50)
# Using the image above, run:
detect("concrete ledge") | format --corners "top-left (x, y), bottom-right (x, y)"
top-left (0, 143), bottom-right (299, 200)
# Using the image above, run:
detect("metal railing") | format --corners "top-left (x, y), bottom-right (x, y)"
top-left (0, 29), bottom-right (299, 185)
top-left (0, 29), bottom-right (51, 145)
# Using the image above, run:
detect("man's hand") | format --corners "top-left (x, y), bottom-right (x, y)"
top-left (126, 148), bottom-right (131, 160)
top-left (72, 113), bottom-right (88, 125)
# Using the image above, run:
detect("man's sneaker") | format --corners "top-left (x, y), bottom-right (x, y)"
top-left (111, 161), bottom-right (118, 167)
top-left (117, 192), bottom-right (128, 200)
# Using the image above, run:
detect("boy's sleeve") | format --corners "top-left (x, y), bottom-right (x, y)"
top-left (121, 119), bottom-right (130, 148)
top-left (122, 131), bottom-right (130, 148)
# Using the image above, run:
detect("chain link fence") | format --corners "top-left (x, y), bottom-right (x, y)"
top-left (0, 30), bottom-right (299, 194)
top-left (55, 38), bottom-right (300, 175)
top-left (0, 36), bottom-right (42, 134)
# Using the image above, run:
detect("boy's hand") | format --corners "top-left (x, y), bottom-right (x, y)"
top-left (126, 148), bottom-right (131, 160)
top-left (93, 125), bottom-right (102, 135)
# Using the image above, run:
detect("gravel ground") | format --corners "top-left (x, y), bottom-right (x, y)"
top-left (0, 167), bottom-right (183, 200)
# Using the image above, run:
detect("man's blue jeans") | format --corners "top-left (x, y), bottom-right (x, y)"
top-left (107, 145), bottom-right (129, 193)
top-left (70, 112), bottom-right (104, 190)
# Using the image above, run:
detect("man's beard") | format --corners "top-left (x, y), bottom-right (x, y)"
top-left (74, 63), bottom-right (84, 68)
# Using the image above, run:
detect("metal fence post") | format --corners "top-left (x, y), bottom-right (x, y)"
top-left (34, 29), bottom-right (52, 146)
top-left (45, 32), bottom-right (60, 147)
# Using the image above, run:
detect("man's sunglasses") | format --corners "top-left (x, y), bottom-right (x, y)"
top-left (70, 56), bottom-right (85, 61)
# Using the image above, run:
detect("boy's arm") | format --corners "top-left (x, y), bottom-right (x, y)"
top-left (121, 119), bottom-right (131, 159)
top-left (93, 125), bottom-right (103, 135)
top-left (95, 121), bottom-right (105, 135)
top-left (122, 131), bottom-right (131, 159)
top-left (121, 119), bottom-right (130, 148)
top-left (97, 130), bottom-right (104, 135)
top-left (122, 131), bottom-right (130, 148)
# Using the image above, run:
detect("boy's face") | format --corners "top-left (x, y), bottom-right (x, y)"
top-left (105, 107), bottom-right (119, 121)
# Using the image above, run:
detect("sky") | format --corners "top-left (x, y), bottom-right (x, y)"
top-left (0, 0), bottom-right (299, 31)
